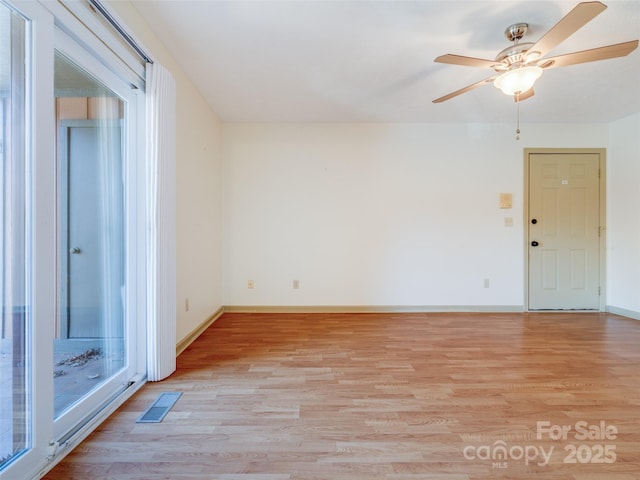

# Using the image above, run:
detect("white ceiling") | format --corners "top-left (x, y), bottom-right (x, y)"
top-left (131, 0), bottom-right (640, 123)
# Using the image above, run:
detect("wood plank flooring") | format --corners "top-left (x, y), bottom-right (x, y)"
top-left (44, 312), bottom-right (640, 479)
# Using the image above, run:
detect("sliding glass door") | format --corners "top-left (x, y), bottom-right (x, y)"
top-left (53, 48), bottom-right (132, 436)
top-left (1, 1), bottom-right (145, 478)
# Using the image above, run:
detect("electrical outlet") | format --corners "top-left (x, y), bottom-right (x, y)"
top-left (293, 279), bottom-right (300, 289)
top-left (248, 280), bottom-right (254, 289)
top-left (504, 217), bottom-right (514, 227)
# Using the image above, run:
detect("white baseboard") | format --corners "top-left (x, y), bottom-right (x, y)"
top-left (607, 305), bottom-right (640, 321)
top-left (222, 305), bottom-right (524, 314)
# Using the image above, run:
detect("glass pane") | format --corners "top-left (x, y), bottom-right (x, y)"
top-left (54, 52), bottom-right (125, 417)
top-left (0, 1), bottom-right (31, 469)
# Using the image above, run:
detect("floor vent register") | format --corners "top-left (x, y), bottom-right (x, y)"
top-left (136, 392), bottom-right (183, 423)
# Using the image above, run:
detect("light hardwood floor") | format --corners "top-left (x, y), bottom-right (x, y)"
top-left (44, 312), bottom-right (640, 479)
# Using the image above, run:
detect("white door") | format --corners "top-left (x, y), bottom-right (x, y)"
top-left (60, 121), bottom-right (124, 339)
top-left (528, 152), bottom-right (602, 310)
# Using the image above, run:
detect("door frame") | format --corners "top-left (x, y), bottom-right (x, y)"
top-left (523, 148), bottom-right (607, 311)
top-left (52, 37), bottom-right (142, 441)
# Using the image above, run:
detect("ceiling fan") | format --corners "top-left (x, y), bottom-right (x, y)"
top-left (432, 1), bottom-right (639, 104)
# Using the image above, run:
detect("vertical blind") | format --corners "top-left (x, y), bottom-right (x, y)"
top-left (145, 62), bottom-right (177, 381)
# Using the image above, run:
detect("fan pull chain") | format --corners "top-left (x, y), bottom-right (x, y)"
top-left (515, 92), bottom-right (521, 140)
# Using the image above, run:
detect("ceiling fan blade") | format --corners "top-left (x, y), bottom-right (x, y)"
top-left (528, 1), bottom-right (607, 59)
top-left (434, 54), bottom-right (499, 69)
top-left (432, 76), bottom-right (497, 103)
top-left (539, 40), bottom-right (639, 69)
top-left (514, 88), bottom-right (535, 102)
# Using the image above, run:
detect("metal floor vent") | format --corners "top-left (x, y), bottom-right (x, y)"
top-left (136, 392), bottom-right (183, 423)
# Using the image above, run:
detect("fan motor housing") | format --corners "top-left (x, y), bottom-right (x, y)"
top-left (495, 42), bottom-right (535, 65)
top-left (493, 23), bottom-right (541, 70)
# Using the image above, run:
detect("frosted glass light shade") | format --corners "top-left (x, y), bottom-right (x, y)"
top-left (494, 66), bottom-right (543, 95)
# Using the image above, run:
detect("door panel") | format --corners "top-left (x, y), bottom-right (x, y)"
top-left (61, 122), bottom-right (123, 339)
top-left (528, 152), bottom-right (601, 310)
top-left (541, 250), bottom-right (558, 290)
top-left (54, 52), bottom-right (126, 422)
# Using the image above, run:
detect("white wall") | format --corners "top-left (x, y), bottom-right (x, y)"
top-left (106, 0), bottom-right (636, 317)
top-left (107, 2), bottom-right (224, 343)
top-left (222, 122), bottom-right (609, 308)
top-left (607, 113), bottom-right (640, 316)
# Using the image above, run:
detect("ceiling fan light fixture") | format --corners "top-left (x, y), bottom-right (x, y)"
top-left (494, 65), bottom-right (543, 95)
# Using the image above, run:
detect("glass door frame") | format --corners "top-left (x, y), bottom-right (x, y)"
top-left (1, 3), bottom-right (57, 479)
top-left (1, 1), bottom-right (147, 479)
top-left (52, 30), bottom-right (142, 441)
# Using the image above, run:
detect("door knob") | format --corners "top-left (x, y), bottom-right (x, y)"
top-left (531, 241), bottom-right (539, 247)
top-left (70, 247), bottom-right (81, 254)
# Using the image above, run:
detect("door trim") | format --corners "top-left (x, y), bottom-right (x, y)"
top-left (523, 148), bottom-right (607, 311)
